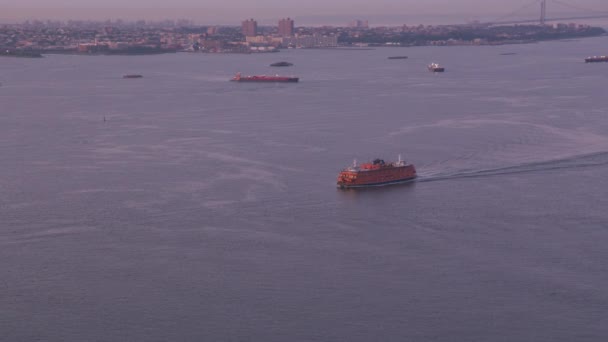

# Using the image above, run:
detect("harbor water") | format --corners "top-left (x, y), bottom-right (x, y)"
top-left (1, 36), bottom-right (608, 341)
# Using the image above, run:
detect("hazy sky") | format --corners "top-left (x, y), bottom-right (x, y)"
top-left (2, 0), bottom-right (608, 25)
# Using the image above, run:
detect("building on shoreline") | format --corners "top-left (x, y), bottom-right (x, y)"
top-left (245, 36), bottom-right (283, 45)
top-left (281, 34), bottom-right (338, 48)
top-left (241, 19), bottom-right (257, 37)
top-left (278, 18), bottom-right (295, 37)
top-left (1, 20), bottom-right (605, 54)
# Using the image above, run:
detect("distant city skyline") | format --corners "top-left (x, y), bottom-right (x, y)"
top-left (1, 0), bottom-right (608, 25)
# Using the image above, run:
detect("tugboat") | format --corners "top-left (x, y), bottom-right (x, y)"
top-left (270, 61), bottom-right (293, 67)
top-left (230, 72), bottom-right (299, 83)
top-left (428, 63), bottom-right (445, 72)
top-left (337, 155), bottom-right (417, 188)
top-left (585, 56), bottom-right (608, 63)
top-left (123, 74), bottom-right (143, 78)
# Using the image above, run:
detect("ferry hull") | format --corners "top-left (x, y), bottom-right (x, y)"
top-left (337, 175), bottom-right (417, 189)
top-left (337, 162), bottom-right (417, 189)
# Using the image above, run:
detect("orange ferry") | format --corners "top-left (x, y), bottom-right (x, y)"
top-left (337, 156), bottom-right (417, 188)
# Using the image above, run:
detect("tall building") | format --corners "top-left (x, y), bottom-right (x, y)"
top-left (242, 19), bottom-right (257, 37)
top-left (349, 19), bottom-right (369, 28)
top-left (278, 18), bottom-right (295, 37)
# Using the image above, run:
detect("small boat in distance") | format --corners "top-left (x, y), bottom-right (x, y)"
top-left (500, 52), bottom-right (518, 56)
top-left (388, 56), bottom-right (408, 59)
top-left (428, 63), bottom-right (445, 72)
top-left (270, 61), bottom-right (293, 67)
top-left (230, 72), bottom-right (299, 83)
top-left (585, 56), bottom-right (608, 63)
top-left (123, 74), bottom-right (143, 78)
top-left (337, 156), bottom-right (417, 189)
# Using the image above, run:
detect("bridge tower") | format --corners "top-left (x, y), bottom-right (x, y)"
top-left (540, 0), bottom-right (547, 25)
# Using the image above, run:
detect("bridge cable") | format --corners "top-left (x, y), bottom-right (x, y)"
top-left (493, 0), bottom-right (543, 22)
top-left (550, 0), bottom-right (608, 16)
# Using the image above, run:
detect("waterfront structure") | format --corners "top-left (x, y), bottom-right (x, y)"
top-left (278, 18), bottom-right (295, 37)
top-left (241, 19), bottom-right (257, 37)
top-left (1, 20), bottom-right (604, 54)
top-left (246, 35), bottom-right (283, 45)
top-left (77, 43), bottom-right (110, 53)
top-left (282, 35), bottom-right (338, 48)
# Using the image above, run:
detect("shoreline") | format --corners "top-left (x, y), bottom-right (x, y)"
top-left (3, 31), bottom-right (605, 57)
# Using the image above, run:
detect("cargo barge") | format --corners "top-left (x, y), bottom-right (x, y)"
top-left (270, 61), bottom-right (293, 67)
top-left (585, 56), bottom-right (608, 63)
top-left (231, 72), bottom-right (299, 82)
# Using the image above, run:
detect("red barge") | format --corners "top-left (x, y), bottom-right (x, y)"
top-left (337, 156), bottom-right (417, 188)
top-left (230, 72), bottom-right (299, 83)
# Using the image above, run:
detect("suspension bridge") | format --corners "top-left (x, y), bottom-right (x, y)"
top-left (487, 0), bottom-right (608, 25)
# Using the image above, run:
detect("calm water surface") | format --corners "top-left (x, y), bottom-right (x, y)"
top-left (1, 36), bottom-right (608, 341)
